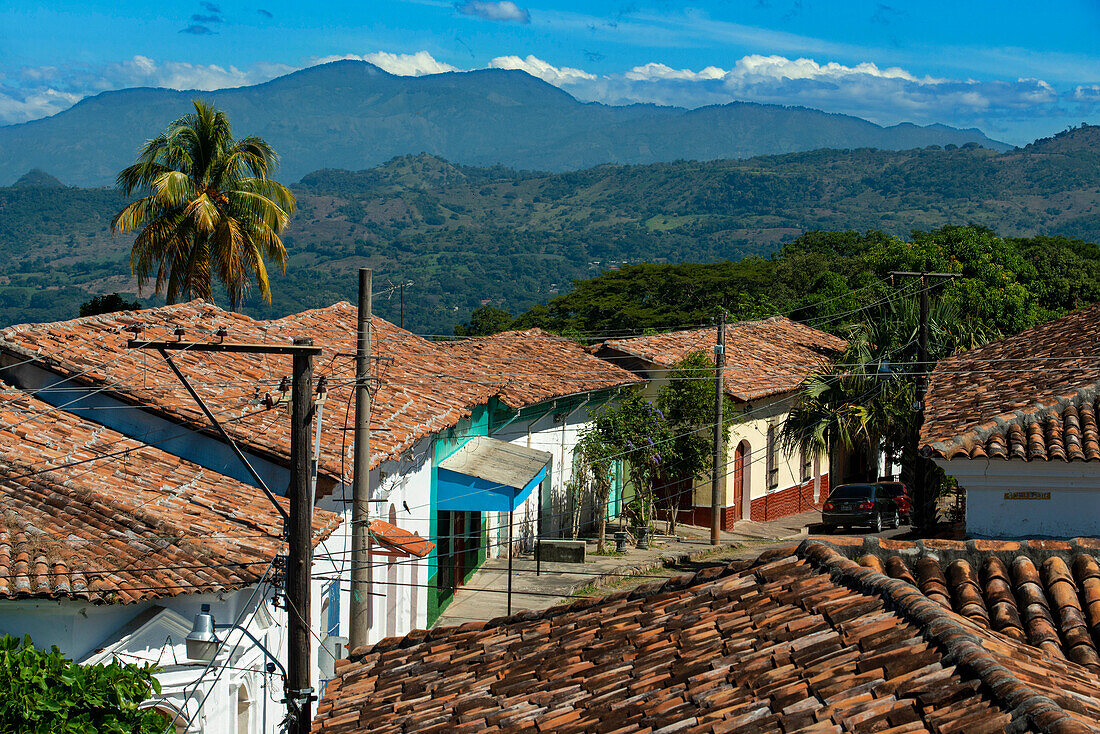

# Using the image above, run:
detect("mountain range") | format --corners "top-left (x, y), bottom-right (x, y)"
top-left (0, 60), bottom-right (1009, 187)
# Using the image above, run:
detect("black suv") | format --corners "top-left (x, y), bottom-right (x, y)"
top-left (821, 483), bottom-right (899, 533)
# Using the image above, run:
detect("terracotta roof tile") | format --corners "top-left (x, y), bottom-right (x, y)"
top-left (598, 317), bottom-right (845, 402)
top-left (313, 540), bottom-right (1100, 733)
top-left (439, 329), bottom-right (643, 408)
top-left (921, 302), bottom-right (1100, 461)
top-left (0, 302), bottom-right (639, 484)
top-left (368, 519), bottom-right (434, 558)
top-left (0, 381), bottom-right (339, 603)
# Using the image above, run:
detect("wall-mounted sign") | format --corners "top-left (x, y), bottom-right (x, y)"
top-left (1003, 491), bottom-right (1051, 501)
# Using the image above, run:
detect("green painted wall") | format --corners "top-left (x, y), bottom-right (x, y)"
top-left (426, 405), bottom-right (489, 627)
top-left (423, 388), bottom-right (622, 627)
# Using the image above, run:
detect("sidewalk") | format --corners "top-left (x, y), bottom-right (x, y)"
top-left (432, 510), bottom-right (818, 628)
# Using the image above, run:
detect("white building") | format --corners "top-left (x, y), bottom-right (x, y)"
top-left (0, 381), bottom-right (340, 734)
top-left (595, 316), bottom-right (847, 526)
top-left (921, 302), bottom-right (1100, 537)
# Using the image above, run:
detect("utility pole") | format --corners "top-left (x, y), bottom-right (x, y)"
top-left (711, 313), bottom-right (725, 545)
top-left (350, 268), bottom-right (372, 651)
top-left (399, 282), bottom-right (405, 329)
top-left (887, 271), bottom-right (959, 528)
top-left (129, 336), bottom-right (322, 733)
top-left (288, 337), bottom-right (315, 734)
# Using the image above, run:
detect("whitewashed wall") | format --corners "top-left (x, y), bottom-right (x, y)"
top-left (937, 457), bottom-right (1100, 537)
top-left (0, 588), bottom-right (283, 734)
top-left (313, 435), bottom-right (434, 664)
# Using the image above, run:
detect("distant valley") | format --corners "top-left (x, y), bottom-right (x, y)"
top-left (0, 124), bottom-right (1097, 334)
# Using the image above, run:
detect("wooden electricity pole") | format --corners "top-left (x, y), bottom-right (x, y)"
top-left (711, 313), bottom-right (726, 545)
top-left (129, 336), bottom-right (321, 734)
top-left (350, 268), bottom-right (372, 651)
top-left (288, 338), bottom-right (315, 734)
top-left (887, 271), bottom-right (959, 528)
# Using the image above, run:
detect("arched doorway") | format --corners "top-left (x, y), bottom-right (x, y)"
top-left (733, 441), bottom-right (750, 521)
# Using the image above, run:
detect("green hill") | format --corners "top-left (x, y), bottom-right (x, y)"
top-left (0, 124), bottom-right (1098, 333)
top-left (13, 170), bottom-right (64, 188)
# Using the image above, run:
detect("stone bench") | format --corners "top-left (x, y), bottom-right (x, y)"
top-left (535, 540), bottom-right (586, 564)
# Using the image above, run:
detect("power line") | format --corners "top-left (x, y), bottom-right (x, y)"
top-left (172, 560), bottom-right (276, 734)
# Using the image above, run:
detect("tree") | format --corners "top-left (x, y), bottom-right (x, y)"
top-left (454, 305), bottom-right (514, 336)
top-left (112, 100), bottom-right (296, 308)
top-left (79, 293), bottom-right (142, 317)
top-left (577, 391), bottom-right (674, 547)
top-left (0, 634), bottom-right (164, 733)
top-left (780, 295), bottom-right (985, 526)
top-left (574, 429), bottom-right (620, 554)
top-left (656, 351), bottom-right (725, 533)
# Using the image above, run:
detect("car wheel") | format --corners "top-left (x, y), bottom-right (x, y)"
top-left (889, 511), bottom-right (900, 529)
top-left (872, 513), bottom-right (883, 533)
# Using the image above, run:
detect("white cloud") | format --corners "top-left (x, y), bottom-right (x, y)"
top-left (625, 63), bottom-right (726, 82)
top-left (488, 55), bottom-right (594, 85)
top-left (0, 86), bottom-right (82, 124)
top-left (314, 51), bottom-right (459, 76)
top-left (1076, 84), bottom-right (1100, 101)
top-left (455, 0), bottom-right (530, 24)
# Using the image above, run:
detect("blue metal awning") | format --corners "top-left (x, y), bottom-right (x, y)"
top-left (436, 436), bottom-right (552, 512)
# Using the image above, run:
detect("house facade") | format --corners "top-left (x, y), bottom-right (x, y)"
top-left (921, 302), bottom-right (1100, 537)
top-left (595, 316), bottom-right (846, 527)
top-left (0, 381), bottom-right (340, 734)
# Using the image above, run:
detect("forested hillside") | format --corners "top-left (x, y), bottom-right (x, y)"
top-left (0, 124), bottom-right (1098, 333)
top-left (504, 227), bottom-right (1100, 343)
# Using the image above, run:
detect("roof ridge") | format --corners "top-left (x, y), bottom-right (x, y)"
top-left (925, 383), bottom-right (1100, 458)
top-left (797, 539), bottom-right (1094, 734)
top-left (0, 299), bottom-right (216, 342)
top-left (936, 302), bottom-right (1100, 370)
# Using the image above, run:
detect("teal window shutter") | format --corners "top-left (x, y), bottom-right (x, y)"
top-left (327, 580), bottom-right (340, 637)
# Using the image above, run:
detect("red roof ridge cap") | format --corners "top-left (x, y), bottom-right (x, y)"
top-left (796, 539), bottom-right (1093, 733)
top-left (268, 301), bottom-right (356, 321)
top-left (925, 384), bottom-right (1100, 457)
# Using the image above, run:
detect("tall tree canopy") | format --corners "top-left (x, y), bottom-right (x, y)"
top-left (112, 100), bottom-right (296, 307)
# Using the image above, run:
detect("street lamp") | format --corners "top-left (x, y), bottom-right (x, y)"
top-left (185, 604), bottom-right (287, 681)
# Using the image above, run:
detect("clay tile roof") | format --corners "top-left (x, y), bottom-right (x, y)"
top-left (0, 381), bottom-right (339, 604)
top-left (438, 329), bottom-right (643, 408)
top-left (921, 302), bottom-right (1100, 461)
top-left (598, 316), bottom-right (845, 402)
top-left (313, 540), bottom-right (1100, 734)
top-left (0, 302), bottom-right (639, 484)
top-left (838, 536), bottom-right (1100, 674)
top-left (368, 519), bottom-right (434, 558)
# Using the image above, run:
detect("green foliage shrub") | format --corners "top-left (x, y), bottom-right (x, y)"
top-left (0, 634), bottom-right (164, 734)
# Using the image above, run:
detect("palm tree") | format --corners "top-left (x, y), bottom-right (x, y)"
top-left (112, 100), bottom-right (296, 307)
top-left (781, 296), bottom-right (987, 525)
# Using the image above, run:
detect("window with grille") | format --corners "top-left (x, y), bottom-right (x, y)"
top-left (766, 425), bottom-right (779, 490)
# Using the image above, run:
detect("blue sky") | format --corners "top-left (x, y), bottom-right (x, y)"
top-left (2, 0), bottom-right (1098, 144)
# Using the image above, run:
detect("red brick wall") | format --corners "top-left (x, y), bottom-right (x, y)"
top-left (676, 505), bottom-right (741, 531)
top-left (750, 475), bottom-right (829, 522)
top-left (675, 474), bottom-right (828, 529)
